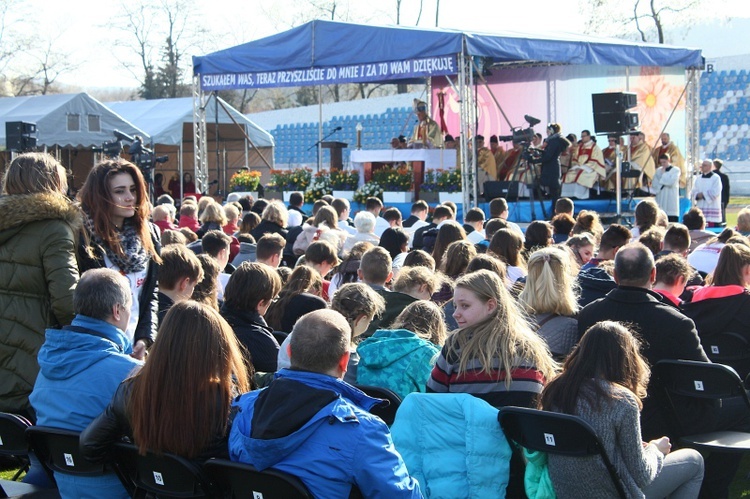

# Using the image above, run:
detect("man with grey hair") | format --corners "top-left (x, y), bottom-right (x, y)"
top-left (29, 268), bottom-right (142, 497)
top-left (229, 309), bottom-right (422, 499)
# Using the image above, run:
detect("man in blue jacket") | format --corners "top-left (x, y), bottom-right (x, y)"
top-left (229, 309), bottom-right (423, 499)
top-left (30, 268), bottom-right (142, 498)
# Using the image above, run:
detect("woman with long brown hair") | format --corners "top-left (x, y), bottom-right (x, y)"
top-left (265, 266), bottom-right (327, 333)
top-left (489, 228), bottom-right (527, 285)
top-left (431, 221), bottom-right (467, 268)
top-left (541, 321), bottom-right (703, 498)
top-left (78, 158), bottom-right (161, 360)
top-left (81, 301), bottom-right (251, 462)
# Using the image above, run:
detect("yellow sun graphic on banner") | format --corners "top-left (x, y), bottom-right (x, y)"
top-left (632, 70), bottom-right (685, 146)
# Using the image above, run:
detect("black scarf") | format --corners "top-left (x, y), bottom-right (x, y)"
top-left (84, 213), bottom-right (150, 274)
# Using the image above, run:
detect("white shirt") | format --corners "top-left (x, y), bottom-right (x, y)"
top-left (103, 254), bottom-right (147, 343)
top-left (467, 230), bottom-right (485, 244)
top-left (338, 219), bottom-right (357, 236)
top-left (374, 216), bottom-right (390, 237)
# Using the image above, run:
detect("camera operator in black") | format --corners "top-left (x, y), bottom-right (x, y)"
top-left (538, 123), bottom-right (570, 207)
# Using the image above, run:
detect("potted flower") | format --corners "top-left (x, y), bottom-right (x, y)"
top-left (330, 169), bottom-right (360, 199)
top-left (419, 170), bottom-right (439, 204)
top-left (229, 170), bottom-right (262, 197)
top-left (372, 165), bottom-right (413, 204)
top-left (354, 182), bottom-right (383, 204)
top-left (269, 168), bottom-right (313, 202)
top-left (305, 170), bottom-right (333, 203)
top-left (435, 168), bottom-right (463, 204)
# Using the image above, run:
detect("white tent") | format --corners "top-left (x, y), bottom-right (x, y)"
top-left (0, 92), bottom-right (148, 188)
top-left (109, 95), bottom-right (274, 195)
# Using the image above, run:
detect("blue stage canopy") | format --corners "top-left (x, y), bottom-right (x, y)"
top-left (193, 20), bottom-right (704, 91)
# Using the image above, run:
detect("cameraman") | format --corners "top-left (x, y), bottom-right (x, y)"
top-left (538, 123), bottom-right (570, 206)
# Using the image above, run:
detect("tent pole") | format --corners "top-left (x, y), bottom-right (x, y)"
top-left (179, 140), bottom-right (183, 200)
top-left (192, 74), bottom-right (209, 195)
top-left (318, 85), bottom-right (323, 173)
top-left (459, 49), bottom-right (471, 211)
top-left (686, 68), bottom-right (700, 194)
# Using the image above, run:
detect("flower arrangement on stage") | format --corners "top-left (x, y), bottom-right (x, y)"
top-left (329, 169), bottom-right (360, 190)
top-left (305, 170), bottom-right (333, 203)
top-left (435, 168), bottom-right (462, 193)
top-left (268, 167), bottom-right (313, 191)
top-left (354, 181), bottom-right (383, 203)
top-left (229, 170), bottom-right (262, 192)
top-left (371, 165), bottom-right (413, 192)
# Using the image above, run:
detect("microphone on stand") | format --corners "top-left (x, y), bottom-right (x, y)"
top-left (334, 126), bottom-right (342, 131)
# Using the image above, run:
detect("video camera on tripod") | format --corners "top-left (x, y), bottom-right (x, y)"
top-left (92, 130), bottom-right (168, 171)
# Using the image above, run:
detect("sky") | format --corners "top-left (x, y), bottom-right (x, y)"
top-left (13, 0), bottom-right (750, 92)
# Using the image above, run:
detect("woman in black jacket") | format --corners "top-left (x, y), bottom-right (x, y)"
top-left (78, 158), bottom-right (161, 360)
top-left (80, 301), bottom-right (251, 463)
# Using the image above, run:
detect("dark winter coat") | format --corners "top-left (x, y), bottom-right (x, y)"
top-left (0, 192), bottom-right (81, 415)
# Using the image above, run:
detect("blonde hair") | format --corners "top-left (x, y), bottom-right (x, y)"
top-left (3, 152), bottom-right (67, 195)
top-left (199, 202), bottom-right (228, 226)
top-left (450, 270), bottom-right (557, 386)
top-left (392, 300), bottom-right (447, 346)
top-left (262, 200), bottom-right (289, 227)
top-left (393, 266), bottom-right (442, 296)
top-left (224, 204), bottom-right (239, 222)
top-left (518, 247), bottom-right (579, 317)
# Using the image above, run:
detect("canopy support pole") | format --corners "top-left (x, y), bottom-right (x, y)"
top-left (192, 74), bottom-right (209, 194)
top-left (686, 68), bottom-right (700, 194)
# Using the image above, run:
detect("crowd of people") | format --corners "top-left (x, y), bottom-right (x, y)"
top-left (2, 151), bottom-right (750, 498)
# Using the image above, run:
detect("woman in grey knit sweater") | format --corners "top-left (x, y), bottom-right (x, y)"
top-left (541, 321), bottom-right (704, 498)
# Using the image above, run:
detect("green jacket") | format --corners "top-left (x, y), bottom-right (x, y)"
top-left (0, 192), bottom-right (81, 415)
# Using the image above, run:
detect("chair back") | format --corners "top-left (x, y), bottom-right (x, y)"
top-left (703, 332), bottom-right (750, 379)
top-left (353, 385), bottom-right (402, 425)
top-left (499, 406), bottom-right (627, 499)
top-left (26, 426), bottom-right (106, 480)
top-left (204, 459), bottom-right (313, 499)
top-left (654, 359), bottom-right (750, 401)
top-left (0, 412), bottom-right (32, 458)
top-left (111, 442), bottom-right (214, 498)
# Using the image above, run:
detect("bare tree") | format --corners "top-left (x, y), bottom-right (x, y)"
top-left (110, 0), bottom-right (206, 99)
top-left (580, 0), bottom-right (710, 43)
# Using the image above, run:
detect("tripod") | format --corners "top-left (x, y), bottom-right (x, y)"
top-left (509, 144), bottom-right (548, 221)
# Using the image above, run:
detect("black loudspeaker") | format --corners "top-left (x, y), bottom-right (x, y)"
top-left (591, 92), bottom-right (638, 134)
top-left (592, 92), bottom-right (637, 113)
top-left (484, 181), bottom-right (520, 202)
top-left (593, 112), bottom-right (639, 135)
top-left (5, 121), bottom-right (37, 151)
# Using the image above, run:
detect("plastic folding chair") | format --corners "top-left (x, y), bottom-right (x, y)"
top-left (702, 332), bottom-right (750, 381)
top-left (654, 359), bottom-right (750, 452)
top-left (204, 459), bottom-right (312, 499)
top-left (111, 442), bottom-right (215, 498)
top-left (0, 413), bottom-right (61, 498)
top-left (0, 413), bottom-right (33, 480)
top-left (26, 427), bottom-right (106, 483)
top-left (354, 385), bottom-right (402, 426)
top-left (499, 406), bottom-right (627, 499)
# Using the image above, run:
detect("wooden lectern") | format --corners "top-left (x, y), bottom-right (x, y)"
top-left (321, 141), bottom-right (348, 170)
